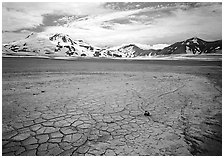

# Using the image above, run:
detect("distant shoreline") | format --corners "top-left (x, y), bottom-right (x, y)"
top-left (2, 54), bottom-right (222, 61)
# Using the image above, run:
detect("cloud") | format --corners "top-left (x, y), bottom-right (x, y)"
top-left (2, 2), bottom-right (222, 46)
top-left (2, 7), bottom-right (43, 31)
top-left (2, 2), bottom-right (106, 31)
top-left (147, 2), bottom-right (222, 42)
top-left (66, 8), bottom-right (148, 28)
top-left (2, 32), bottom-right (31, 44)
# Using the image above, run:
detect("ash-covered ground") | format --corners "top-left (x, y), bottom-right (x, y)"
top-left (2, 57), bottom-right (222, 156)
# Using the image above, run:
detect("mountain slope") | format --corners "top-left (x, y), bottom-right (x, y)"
top-left (98, 44), bottom-right (160, 58)
top-left (2, 34), bottom-right (222, 58)
top-left (3, 33), bottom-right (101, 57)
top-left (157, 37), bottom-right (222, 55)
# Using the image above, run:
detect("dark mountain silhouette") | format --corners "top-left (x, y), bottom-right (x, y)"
top-left (157, 37), bottom-right (222, 55)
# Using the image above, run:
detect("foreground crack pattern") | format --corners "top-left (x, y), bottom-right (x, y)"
top-left (2, 72), bottom-right (221, 156)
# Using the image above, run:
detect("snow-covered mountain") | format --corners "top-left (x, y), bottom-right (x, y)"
top-left (2, 34), bottom-right (222, 58)
top-left (3, 33), bottom-right (101, 57)
top-left (98, 44), bottom-right (160, 58)
top-left (157, 37), bottom-right (222, 55)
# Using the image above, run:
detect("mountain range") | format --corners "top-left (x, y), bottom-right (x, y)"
top-left (2, 33), bottom-right (222, 58)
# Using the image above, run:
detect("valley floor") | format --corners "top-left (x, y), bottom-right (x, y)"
top-left (2, 57), bottom-right (222, 156)
top-left (2, 51), bottom-right (222, 61)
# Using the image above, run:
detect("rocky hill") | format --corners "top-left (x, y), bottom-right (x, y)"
top-left (157, 37), bottom-right (222, 55)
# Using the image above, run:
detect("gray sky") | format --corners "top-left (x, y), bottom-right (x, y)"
top-left (2, 2), bottom-right (222, 47)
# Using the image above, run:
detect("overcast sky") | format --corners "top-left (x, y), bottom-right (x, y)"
top-left (2, 2), bottom-right (222, 47)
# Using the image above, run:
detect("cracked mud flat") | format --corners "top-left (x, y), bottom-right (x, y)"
top-left (2, 57), bottom-right (222, 156)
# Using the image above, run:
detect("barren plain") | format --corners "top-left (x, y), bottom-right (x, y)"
top-left (2, 57), bottom-right (222, 156)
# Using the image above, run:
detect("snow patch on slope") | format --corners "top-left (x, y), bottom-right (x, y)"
top-left (110, 43), bottom-right (169, 50)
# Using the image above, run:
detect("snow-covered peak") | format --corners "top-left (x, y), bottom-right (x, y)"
top-left (192, 37), bottom-right (199, 44)
top-left (184, 37), bottom-right (206, 45)
top-left (158, 37), bottom-right (221, 55)
top-left (109, 43), bottom-right (169, 50)
top-left (49, 33), bottom-right (75, 45)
